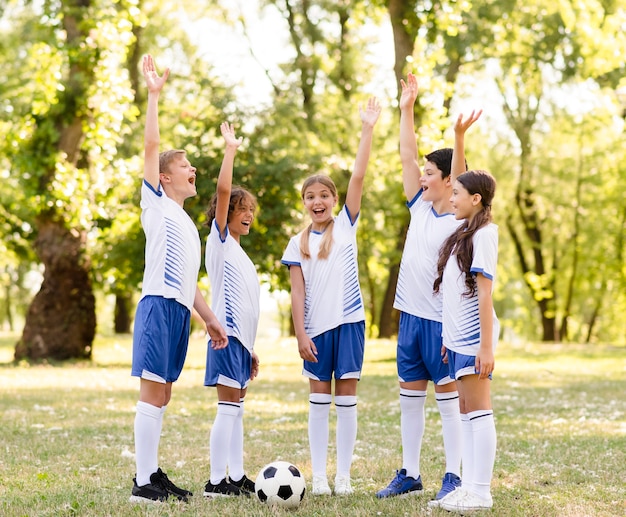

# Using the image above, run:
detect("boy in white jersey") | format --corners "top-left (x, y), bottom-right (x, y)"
top-left (433, 169), bottom-right (499, 512)
top-left (281, 97), bottom-right (381, 496)
top-left (130, 55), bottom-right (227, 504)
top-left (202, 122), bottom-right (261, 498)
top-left (376, 72), bottom-right (481, 503)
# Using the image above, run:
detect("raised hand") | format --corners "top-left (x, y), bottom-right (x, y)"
top-left (454, 109), bottom-right (483, 136)
top-left (142, 54), bottom-right (170, 94)
top-left (399, 72), bottom-right (418, 111)
top-left (359, 96), bottom-right (382, 128)
top-left (220, 121), bottom-right (243, 149)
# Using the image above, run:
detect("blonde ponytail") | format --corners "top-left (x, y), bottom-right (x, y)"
top-left (299, 219), bottom-right (335, 260)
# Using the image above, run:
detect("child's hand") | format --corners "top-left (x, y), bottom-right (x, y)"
top-left (360, 96), bottom-right (382, 128)
top-left (475, 347), bottom-right (494, 379)
top-left (207, 319), bottom-right (228, 350)
top-left (251, 352), bottom-right (260, 380)
top-left (454, 110), bottom-right (483, 136)
top-left (297, 335), bottom-right (318, 363)
top-left (220, 122), bottom-right (243, 149)
top-left (142, 54), bottom-right (169, 93)
top-left (399, 72), bottom-right (418, 111)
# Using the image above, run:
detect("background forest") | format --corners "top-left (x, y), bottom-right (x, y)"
top-left (0, 0), bottom-right (625, 361)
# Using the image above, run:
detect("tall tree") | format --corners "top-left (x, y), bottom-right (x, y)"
top-left (0, 1), bottom-right (135, 359)
top-left (485, 0), bottom-right (626, 340)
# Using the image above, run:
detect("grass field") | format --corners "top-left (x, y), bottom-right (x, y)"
top-left (0, 331), bottom-right (624, 516)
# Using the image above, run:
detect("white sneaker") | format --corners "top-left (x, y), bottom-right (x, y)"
top-left (440, 488), bottom-right (493, 512)
top-left (334, 475), bottom-right (353, 496)
top-left (427, 486), bottom-right (458, 508)
top-left (312, 475), bottom-right (331, 496)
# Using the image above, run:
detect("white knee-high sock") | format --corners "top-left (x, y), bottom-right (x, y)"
top-left (436, 391), bottom-right (462, 476)
top-left (309, 393), bottom-right (332, 478)
top-left (228, 399), bottom-right (245, 482)
top-left (157, 405), bottom-right (166, 441)
top-left (335, 395), bottom-right (357, 477)
top-left (134, 401), bottom-right (161, 486)
top-left (469, 410), bottom-right (496, 499)
top-left (400, 389), bottom-right (427, 479)
top-left (461, 413), bottom-right (473, 492)
top-left (210, 402), bottom-right (240, 484)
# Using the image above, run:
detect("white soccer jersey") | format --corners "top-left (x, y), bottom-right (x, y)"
top-left (281, 205), bottom-right (365, 339)
top-left (139, 180), bottom-right (201, 311)
top-left (393, 190), bottom-right (462, 322)
top-left (205, 220), bottom-right (260, 353)
top-left (441, 223), bottom-right (499, 355)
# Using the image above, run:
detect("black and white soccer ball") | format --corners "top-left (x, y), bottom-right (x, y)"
top-left (255, 461), bottom-right (306, 509)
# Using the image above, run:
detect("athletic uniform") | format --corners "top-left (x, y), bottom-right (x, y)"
top-left (281, 205), bottom-right (365, 380)
top-left (131, 180), bottom-right (200, 383)
top-left (203, 217), bottom-right (261, 495)
top-left (394, 189), bottom-right (462, 384)
top-left (438, 222), bottom-right (499, 512)
top-left (130, 178), bottom-right (200, 498)
top-left (441, 223), bottom-right (499, 379)
top-left (204, 219), bottom-right (260, 389)
top-left (376, 188), bottom-right (465, 501)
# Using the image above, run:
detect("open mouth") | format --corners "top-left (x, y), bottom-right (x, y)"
top-left (188, 175), bottom-right (196, 184)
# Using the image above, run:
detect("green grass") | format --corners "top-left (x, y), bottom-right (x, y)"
top-left (0, 332), bottom-right (624, 516)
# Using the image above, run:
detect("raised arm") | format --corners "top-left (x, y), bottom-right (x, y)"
top-left (142, 54), bottom-right (170, 190)
top-left (345, 97), bottom-right (381, 221)
top-left (214, 122), bottom-right (243, 238)
top-left (451, 110), bottom-right (482, 183)
top-left (399, 73), bottom-right (421, 200)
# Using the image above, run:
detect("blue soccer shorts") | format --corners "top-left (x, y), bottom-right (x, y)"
top-left (397, 311), bottom-right (453, 385)
top-left (131, 296), bottom-right (191, 383)
top-left (447, 349), bottom-right (493, 380)
top-left (303, 321), bottom-right (365, 381)
top-left (205, 336), bottom-right (252, 389)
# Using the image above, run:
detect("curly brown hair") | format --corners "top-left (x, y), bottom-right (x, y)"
top-left (204, 186), bottom-right (257, 226)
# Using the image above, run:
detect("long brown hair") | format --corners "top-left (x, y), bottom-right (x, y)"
top-left (299, 174), bottom-right (337, 260)
top-left (433, 170), bottom-right (496, 297)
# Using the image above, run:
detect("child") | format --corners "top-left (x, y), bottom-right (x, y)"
top-left (376, 72), bottom-right (481, 504)
top-left (433, 169), bottom-right (499, 512)
top-left (281, 97), bottom-right (381, 496)
top-left (202, 122), bottom-right (261, 497)
top-left (130, 55), bottom-right (228, 503)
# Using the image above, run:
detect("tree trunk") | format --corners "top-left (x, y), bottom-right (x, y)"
top-left (114, 291), bottom-right (133, 334)
top-left (15, 218), bottom-right (95, 360)
top-left (378, 216), bottom-right (408, 337)
top-left (387, 0), bottom-right (420, 104)
top-left (376, 0), bottom-right (420, 338)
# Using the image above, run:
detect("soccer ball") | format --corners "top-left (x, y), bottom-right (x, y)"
top-left (255, 461), bottom-right (306, 509)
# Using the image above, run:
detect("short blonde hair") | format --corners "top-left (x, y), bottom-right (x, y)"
top-left (159, 150), bottom-right (186, 174)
